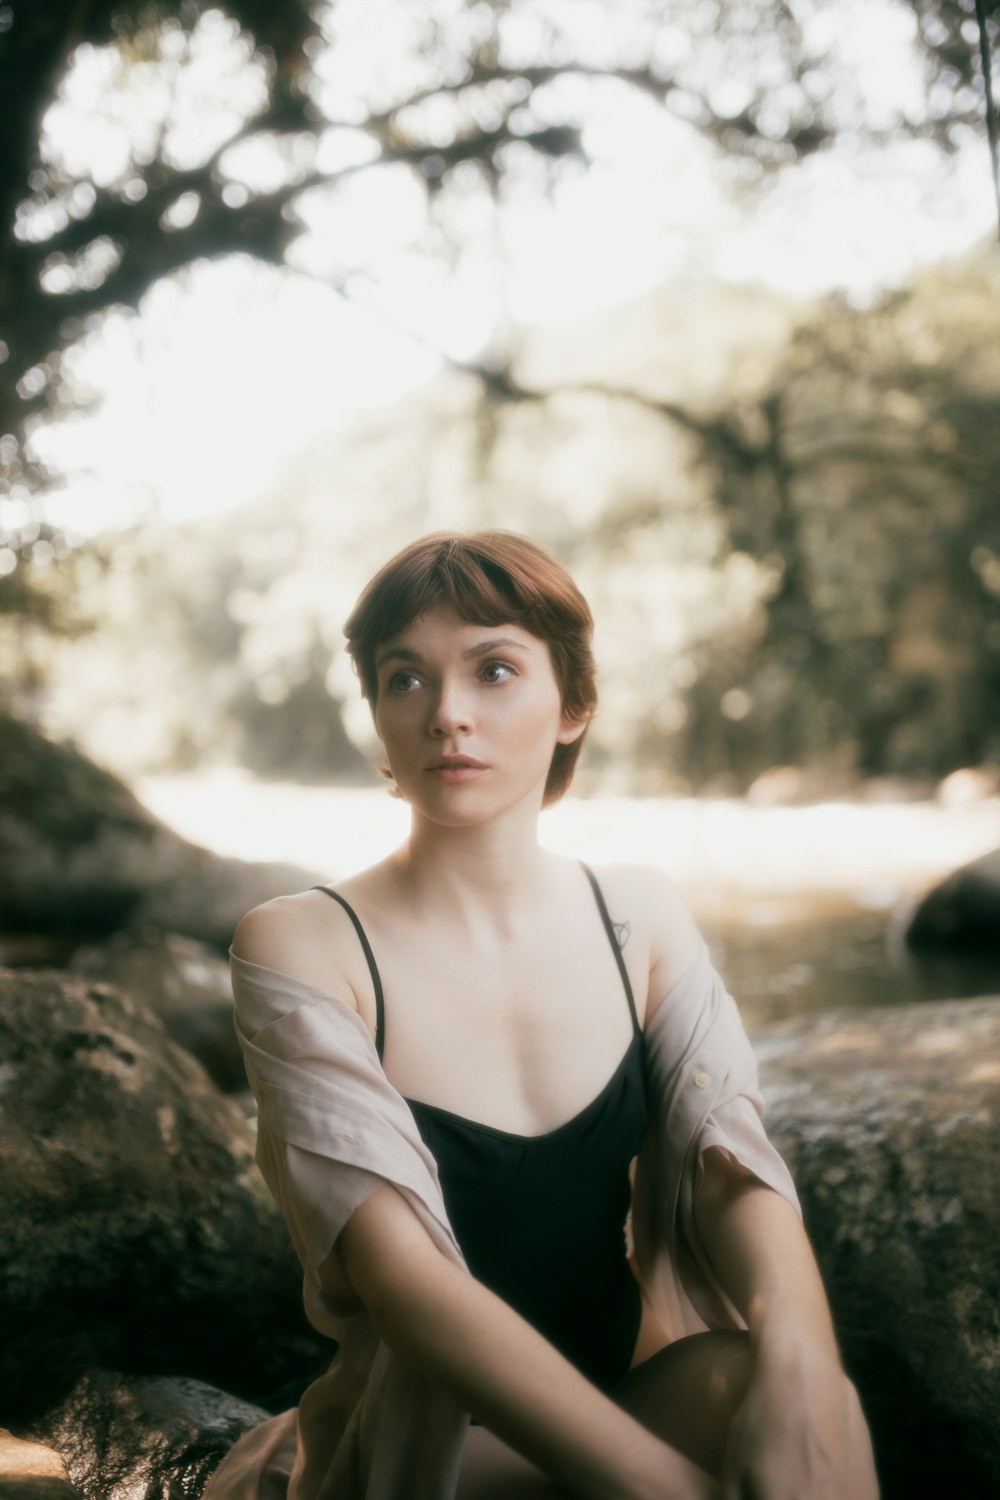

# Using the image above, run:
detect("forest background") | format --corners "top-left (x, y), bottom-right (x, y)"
top-left (1, 0), bottom-right (999, 803)
top-left (2, 8), bottom-right (1000, 1494)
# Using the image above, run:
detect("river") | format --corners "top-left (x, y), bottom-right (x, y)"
top-left (137, 771), bottom-right (1000, 1028)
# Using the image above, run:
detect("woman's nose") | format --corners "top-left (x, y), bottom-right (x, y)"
top-left (429, 681), bottom-right (473, 737)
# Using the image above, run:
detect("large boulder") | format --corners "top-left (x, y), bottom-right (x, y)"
top-left (757, 995), bottom-right (1000, 1497)
top-left (23, 1371), bottom-right (267, 1500)
top-left (0, 968), bottom-right (328, 1424)
top-left (69, 931), bottom-right (244, 1093)
top-left (0, 714), bottom-right (320, 949)
top-left (905, 846), bottom-right (1000, 948)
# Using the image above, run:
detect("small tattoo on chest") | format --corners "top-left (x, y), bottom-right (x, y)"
top-left (613, 919), bottom-right (631, 950)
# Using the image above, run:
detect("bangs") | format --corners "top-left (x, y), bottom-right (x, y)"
top-left (362, 539), bottom-right (546, 646)
top-left (346, 534), bottom-right (584, 681)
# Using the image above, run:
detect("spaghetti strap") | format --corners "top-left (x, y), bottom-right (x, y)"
top-left (580, 863), bottom-right (641, 1035)
top-left (312, 886), bottom-right (385, 1060)
top-left (314, 869), bottom-right (636, 1058)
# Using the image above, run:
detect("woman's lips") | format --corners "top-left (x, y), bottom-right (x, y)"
top-left (425, 757), bottom-right (488, 781)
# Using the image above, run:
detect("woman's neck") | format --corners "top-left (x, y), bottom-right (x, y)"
top-left (390, 805), bottom-right (563, 939)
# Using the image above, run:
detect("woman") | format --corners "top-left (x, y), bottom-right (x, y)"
top-left (209, 532), bottom-right (878, 1500)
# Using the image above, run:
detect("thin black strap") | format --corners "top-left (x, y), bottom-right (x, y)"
top-left (313, 886), bottom-right (385, 1060)
top-left (580, 863), bottom-right (641, 1036)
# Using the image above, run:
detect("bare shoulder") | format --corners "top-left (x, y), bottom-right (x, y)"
top-left (231, 889), bottom-right (325, 967)
top-left (589, 862), bottom-right (703, 1025)
top-left (588, 861), bottom-right (699, 945)
top-left (231, 888), bottom-right (364, 1013)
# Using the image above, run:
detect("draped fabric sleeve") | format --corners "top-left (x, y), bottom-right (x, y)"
top-left (209, 953), bottom-right (470, 1500)
top-left (231, 951), bottom-right (464, 1328)
top-left (631, 940), bottom-right (801, 1340)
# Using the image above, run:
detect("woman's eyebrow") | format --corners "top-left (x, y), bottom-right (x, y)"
top-left (375, 636), bottom-right (532, 669)
top-left (375, 645), bottom-right (421, 669)
top-left (463, 637), bottom-right (532, 660)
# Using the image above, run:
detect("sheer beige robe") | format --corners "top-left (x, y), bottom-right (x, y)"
top-left (204, 940), bottom-right (800, 1500)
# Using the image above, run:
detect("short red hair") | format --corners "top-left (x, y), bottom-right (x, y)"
top-left (344, 532), bottom-right (596, 805)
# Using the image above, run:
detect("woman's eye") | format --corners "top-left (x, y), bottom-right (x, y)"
top-left (388, 671), bottom-right (420, 693)
top-left (481, 660), bottom-right (516, 684)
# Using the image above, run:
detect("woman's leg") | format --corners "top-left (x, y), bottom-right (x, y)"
top-left (454, 1332), bottom-right (752, 1498)
top-left (455, 1424), bottom-right (563, 1499)
top-left (611, 1330), bottom-right (753, 1477)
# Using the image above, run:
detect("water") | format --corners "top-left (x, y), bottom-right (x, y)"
top-left (135, 772), bottom-right (1000, 1027)
top-left (707, 906), bottom-right (1000, 1030)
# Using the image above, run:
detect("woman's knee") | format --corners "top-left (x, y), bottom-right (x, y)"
top-left (612, 1330), bottom-right (753, 1473)
top-left (455, 1334), bottom-right (757, 1494)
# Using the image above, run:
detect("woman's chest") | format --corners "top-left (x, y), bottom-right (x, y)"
top-left (373, 924), bottom-right (648, 1136)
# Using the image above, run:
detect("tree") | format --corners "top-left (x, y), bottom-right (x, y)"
top-left (34, 246), bottom-right (997, 792)
top-left (2, 0), bottom-right (996, 486)
top-left (640, 249), bottom-right (1000, 785)
top-left (1, 0), bottom-right (996, 779)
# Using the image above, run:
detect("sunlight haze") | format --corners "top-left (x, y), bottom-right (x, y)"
top-left (25, 0), bottom-right (994, 535)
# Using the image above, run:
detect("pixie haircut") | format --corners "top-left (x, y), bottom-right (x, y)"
top-left (344, 531), bottom-right (597, 806)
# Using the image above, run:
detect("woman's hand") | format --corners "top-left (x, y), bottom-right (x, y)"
top-left (719, 1329), bottom-right (878, 1500)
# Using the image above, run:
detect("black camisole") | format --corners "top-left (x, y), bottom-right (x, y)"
top-left (315, 864), bottom-right (647, 1391)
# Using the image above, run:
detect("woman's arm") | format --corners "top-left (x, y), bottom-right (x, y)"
top-left (694, 1151), bottom-right (839, 1359)
top-left (339, 1182), bottom-right (719, 1500)
top-left (694, 1135), bottom-right (879, 1498)
top-left (632, 865), bottom-right (878, 1498)
top-left (234, 894), bottom-right (716, 1500)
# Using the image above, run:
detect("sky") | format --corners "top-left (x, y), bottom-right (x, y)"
top-left (18, 0), bottom-right (998, 537)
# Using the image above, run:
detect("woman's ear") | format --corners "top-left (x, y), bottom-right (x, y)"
top-left (376, 760), bottom-right (407, 800)
top-left (557, 710), bottom-right (591, 746)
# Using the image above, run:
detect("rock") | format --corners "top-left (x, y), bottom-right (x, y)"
top-left (0, 714), bottom-right (321, 950)
top-left (757, 995), bottom-right (1000, 1497)
top-left (0, 968), bottom-right (328, 1424)
top-left (905, 846), bottom-right (1000, 948)
top-left (22, 1370), bottom-right (267, 1500)
top-left (0, 1429), bottom-right (82, 1498)
top-left (935, 765), bottom-right (1000, 806)
top-left (854, 775), bottom-right (936, 803)
top-left (745, 764), bottom-right (858, 807)
top-left (70, 932), bottom-right (244, 1092)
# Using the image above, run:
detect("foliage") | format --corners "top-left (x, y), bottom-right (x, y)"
top-left (671, 249), bottom-right (1000, 783)
top-left (37, 252), bottom-right (1000, 790)
top-left (2, 0), bottom-right (997, 473)
top-left (505, 250), bottom-right (1000, 788)
top-left (1, 0), bottom-right (997, 787)
top-left (0, 519), bottom-right (109, 717)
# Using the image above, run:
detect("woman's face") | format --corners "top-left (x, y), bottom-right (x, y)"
top-left (371, 604), bottom-right (583, 824)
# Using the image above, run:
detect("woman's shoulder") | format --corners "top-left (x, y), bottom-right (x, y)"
top-left (233, 888), bottom-right (329, 960)
top-left (231, 882), bottom-right (377, 1015)
top-left (587, 862), bottom-right (704, 1025)
top-left (586, 858), bottom-right (680, 899)
top-left (586, 859), bottom-right (695, 931)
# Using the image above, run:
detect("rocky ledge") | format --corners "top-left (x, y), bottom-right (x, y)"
top-left (1, 960), bottom-right (997, 1496)
top-left (0, 714), bottom-right (320, 950)
top-left (760, 996), bottom-right (1000, 1497)
top-left (0, 967), bottom-right (329, 1432)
